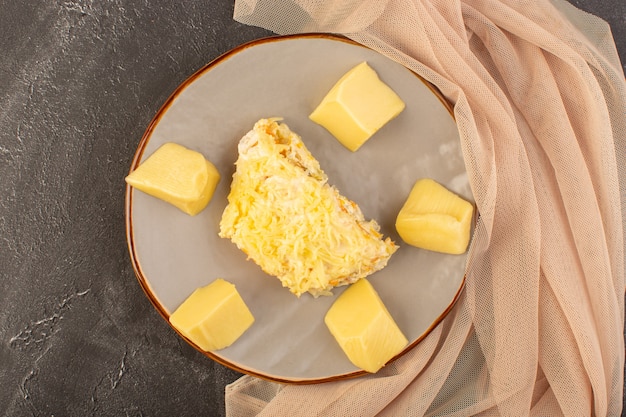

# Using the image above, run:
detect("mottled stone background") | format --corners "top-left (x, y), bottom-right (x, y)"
top-left (0, 1), bottom-right (623, 416)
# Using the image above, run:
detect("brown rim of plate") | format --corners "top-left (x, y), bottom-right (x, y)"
top-left (124, 32), bottom-right (467, 385)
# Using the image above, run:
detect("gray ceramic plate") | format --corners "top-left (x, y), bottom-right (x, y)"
top-left (125, 34), bottom-right (471, 383)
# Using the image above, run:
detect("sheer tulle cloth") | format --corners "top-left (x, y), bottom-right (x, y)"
top-left (226, 1), bottom-right (625, 415)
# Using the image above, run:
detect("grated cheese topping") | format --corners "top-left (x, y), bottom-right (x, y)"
top-left (219, 118), bottom-right (397, 297)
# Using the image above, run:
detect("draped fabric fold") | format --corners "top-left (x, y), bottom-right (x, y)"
top-left (227, 0), bottom-right (625, 415)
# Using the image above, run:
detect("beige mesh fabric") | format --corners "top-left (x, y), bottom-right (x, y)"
top-left (226, 0), bottom-right (626, 415)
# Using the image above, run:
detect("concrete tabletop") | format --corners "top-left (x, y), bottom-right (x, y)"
top-left (1, 1), bottom-right (623, 416)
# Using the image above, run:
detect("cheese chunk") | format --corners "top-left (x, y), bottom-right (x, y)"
top-left (325, 279), bottom-right (408, 373)
top-left (169, 279), bottom-right (254, 352)
top-left (396, 178), bottom-right (473, 254)
top-left (309, 62), bottom-right (405, 152)
top-left (126, 142), bottom-right (220, 216)
top-left (219, 118), bottom-right (397, 297)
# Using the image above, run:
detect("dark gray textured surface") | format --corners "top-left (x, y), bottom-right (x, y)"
top-left (0, 1), bottom-right (623, 416)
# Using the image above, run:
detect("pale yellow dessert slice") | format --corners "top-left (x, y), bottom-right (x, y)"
top-left (126, 142), bottom-right (220, 216)
top-left (395, 178), bottom-right (473, 254)
top-left (325, 278), bottom-right (408, 373)
top-left (219, 118), bottom-right (397, 297)
top-left (309, 62), bottom-right (405, 152)
top-left (169, 279), bottom-right (254, 352)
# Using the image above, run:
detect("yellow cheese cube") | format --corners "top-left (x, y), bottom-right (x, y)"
top-left (169, 279), bottom-right (254, 352)
top-left (309, 62), bottom-right (405, 152)
top-left (125, 142), bottom-right (220, 216)
top-left (396, 178), bottom-right (473, 254)
top-left (324, 279), bottom-right (408, 373)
